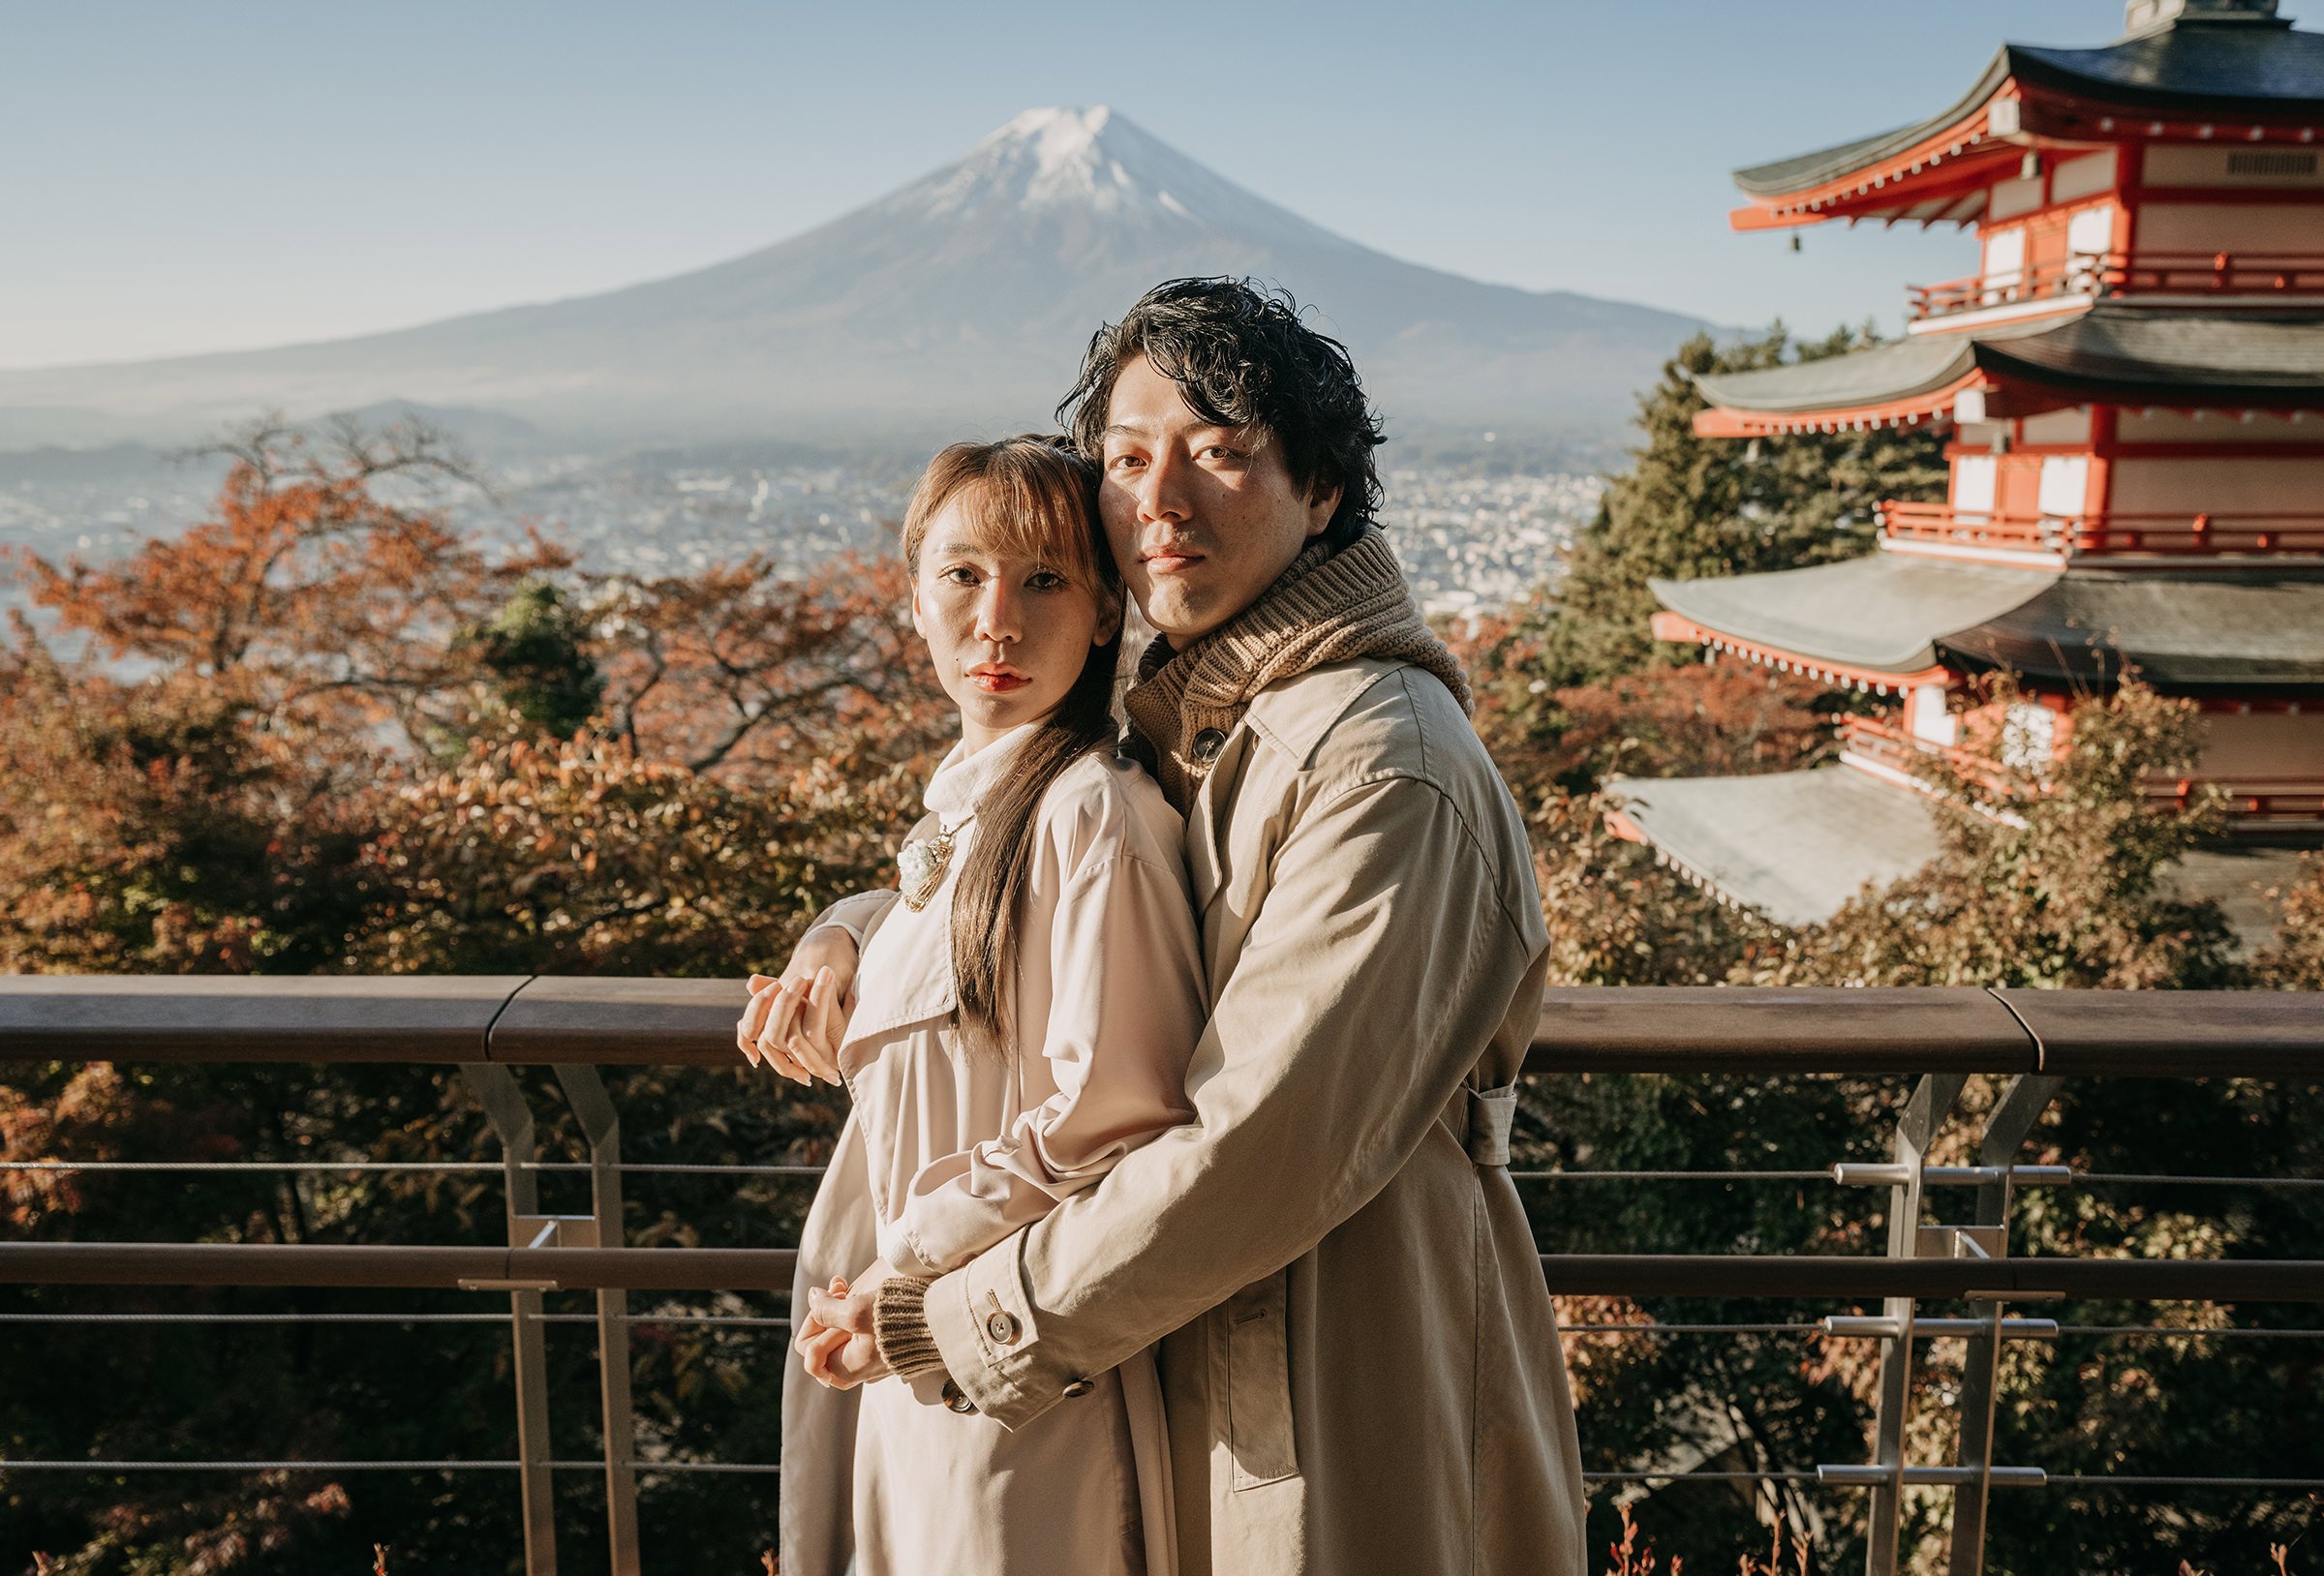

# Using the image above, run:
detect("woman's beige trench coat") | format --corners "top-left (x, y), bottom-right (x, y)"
top-left (790, 736), bottom-right (1204, 1575)
top-left (784, 654), bottom-right (1587, 1576)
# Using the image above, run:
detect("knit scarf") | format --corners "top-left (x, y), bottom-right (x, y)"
top-left (1123, 525), bottom-right (1474, 811)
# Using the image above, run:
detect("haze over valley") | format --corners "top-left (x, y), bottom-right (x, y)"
top-left (2, 106), bottom-right (1698, 611)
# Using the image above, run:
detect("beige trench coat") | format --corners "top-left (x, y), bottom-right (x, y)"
top-left (781, 740), bottom-right (1203, 1576)
top-left (786, 655), bottom-right (1586, 1575)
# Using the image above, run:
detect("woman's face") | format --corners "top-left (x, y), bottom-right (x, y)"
top-left (911, 493), bottom-right (1112, 753)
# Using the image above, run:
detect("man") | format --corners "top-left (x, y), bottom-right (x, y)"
top-left (749, 278), bottom-right (1586, 1575)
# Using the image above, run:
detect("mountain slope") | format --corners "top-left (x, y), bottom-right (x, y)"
top-left (0, 107), bottom-right (1714, 446)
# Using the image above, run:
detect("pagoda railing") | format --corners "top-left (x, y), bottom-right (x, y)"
top-left (1842, 714), bottom-right (2324, 829)
top-left (1880, 500), bottom-right (2324, 559)
top-left (1908, 249), bottom-right (2324, 321)
top-left (2141, 773), bottom-right (2324, 826)
top-left (0, 978), bottom-right (2320, 1576)
top-left (1840, 714), bottom-right (2022, 803)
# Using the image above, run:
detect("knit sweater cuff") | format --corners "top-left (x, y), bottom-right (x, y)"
top-left (872, 1276), bottom-right (945, 1379)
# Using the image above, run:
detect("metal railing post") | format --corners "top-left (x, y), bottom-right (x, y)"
top-left (1946, 1074), bottom-right (2063, 1576)
top-left (460, 1067), bottom-right (560, 1576)
top-left (553, 1066), bottom-right (641, 1576)
top-left (1865, 1073), bottom-right (1967, 1576)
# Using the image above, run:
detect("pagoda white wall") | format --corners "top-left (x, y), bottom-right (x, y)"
top-left (2198, 712), bottom-right (2324, 779)
top-left (1949, 453), bottom-right (1997, 515)
top-left (1908, 684), bottom-right (1958, 746)
top-left (2134, 202), bottom-right (2324, 255)
top-left (2109, 457), bottom-right (2324, 519)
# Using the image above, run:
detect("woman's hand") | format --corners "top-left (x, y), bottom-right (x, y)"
top-left (736, 929), bottom-right (860, 1084)
top-left (798, 1264), bottom-right (896, 1391)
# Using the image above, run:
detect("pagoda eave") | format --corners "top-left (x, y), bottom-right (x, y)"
top-left (1730, 23), bottom-right (2324, 228)
top-left (1694, 308), bottom-right (2324, 433)
top-left (1648, 555), bottom-right (2065, 682)
top-left (1651, 611), bottom-right (1953, 692)
top-left (1974, 352), bottom-right (2324, 411)
top-left (1695, 375), bottom-right (1978, 438)
top-left (1937, 567), bottom-right (2324, 693)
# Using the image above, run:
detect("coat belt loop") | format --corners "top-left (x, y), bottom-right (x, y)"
top-left (1464, 1084), bottom-right (1517, 1167)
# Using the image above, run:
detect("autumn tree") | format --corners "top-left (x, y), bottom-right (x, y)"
top-left (1750, 680), bottom-right (2243, 990)
top-left (347, 730), bottom-right (917, 978)
top-left (0, 418), bottom-right (562, 973)
top-left (0, 420), bottom-right (949, 1573)
top-left (588, 553), bottom-right (946, 781)
top-left (2254, 852), bottom-right (2324, 988)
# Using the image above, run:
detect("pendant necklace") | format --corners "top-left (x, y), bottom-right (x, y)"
top-left (898, 812), bottom-right (973, 912)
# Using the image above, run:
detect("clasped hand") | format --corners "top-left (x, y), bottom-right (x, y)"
top-left (795, 1263), bottom-right (894, 1390)
top-left (735, 927), bottom-right (859, 1084)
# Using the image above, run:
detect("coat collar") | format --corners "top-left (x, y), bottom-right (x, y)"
top-left (924, 724), bottom-right (1033, 823)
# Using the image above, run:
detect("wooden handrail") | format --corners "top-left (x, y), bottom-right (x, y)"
top-left (2, 976), bottom-right (2320, 1077)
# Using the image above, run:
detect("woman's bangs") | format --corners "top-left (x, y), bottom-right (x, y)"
top-left (951, 468), bottom-right (1105, 591)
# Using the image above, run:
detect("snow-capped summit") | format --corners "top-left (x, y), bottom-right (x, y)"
top-left (0, 107), bottom-right (1716, 447)
top-left (892, 105), bottom-right (1329, 247)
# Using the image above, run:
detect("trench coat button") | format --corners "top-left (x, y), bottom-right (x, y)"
top-left (941, 1379), bottom-right (977, 1414)
top-left (1191, 728), bottom-right (1227, 763)
top-left (1061, 1378), bottom-right (1095, 1399)
top-left (985, 1310), bottom-right (1021, 1345)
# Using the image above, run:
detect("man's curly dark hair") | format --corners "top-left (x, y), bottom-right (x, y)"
top-left (1057, 278), bottom-right (1387, 546)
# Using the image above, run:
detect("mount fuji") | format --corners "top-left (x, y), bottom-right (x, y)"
top-left (0, 107), bottom-right (1715, 450)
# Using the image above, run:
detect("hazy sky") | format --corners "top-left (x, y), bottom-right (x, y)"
top-left (3, 0), bottom-right (2130, 370)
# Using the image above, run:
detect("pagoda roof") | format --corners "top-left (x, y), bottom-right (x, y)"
top-left (1605, 768), bottom-right (1946, 927)
top-left (1694, 335), bottom-right (1983, 417)
top-left (1650, 553), bottom-right (2061, 676)
top-left (1694, 307), bottom-right (2324, 428)
top-left (2008, 19), bottom-right (2323, 116)
top-left (1732, 59), bottom-right (2015, 201)
top-left (1735, 15), bottom-right (2324, 206)
top-left (1607, 765), bottom-right (2309, 940)
top-left (1978, 308), bottom-right (2324, 406)
top-left (1652, 553), bottom-right (2324, 694)
top-left (1943, 566), bottom-right (2324, 693)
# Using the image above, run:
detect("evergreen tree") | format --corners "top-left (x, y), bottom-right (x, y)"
top-left (1539, 324), bottom-right (1948, 687)
top-left (454, 579), bottom-right (604, 741)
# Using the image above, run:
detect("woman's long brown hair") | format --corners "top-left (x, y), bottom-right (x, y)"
top-left (900, 437), bottom-right (1124, 1057)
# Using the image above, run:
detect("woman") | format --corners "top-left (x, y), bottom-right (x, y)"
top-left (741, 437), bottom-right (1201, 1576)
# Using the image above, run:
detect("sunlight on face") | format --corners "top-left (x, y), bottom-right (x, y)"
top-left (1097, 356), bottom-right (1340, 646)
top-left (910, 496), bottom-right (1109, 750)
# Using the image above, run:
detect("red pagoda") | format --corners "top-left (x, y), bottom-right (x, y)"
top-left (1610, 0), bottom-right (2324, 938)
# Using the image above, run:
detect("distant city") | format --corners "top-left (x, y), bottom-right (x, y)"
top-left (0, 451), bottom-right (1601, 630)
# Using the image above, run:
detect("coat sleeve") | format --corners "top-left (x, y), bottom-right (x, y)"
top-left (800, 808), bottom-right (924, 948)
top-left (805, 888), bottom-right (900, 948)
top-left (921, 771), bottom-right (1541, 1428)
top-left (877, 850), bottom-right (1203, 1278)
top-left (778, 1108), bottom-right (879, 1576)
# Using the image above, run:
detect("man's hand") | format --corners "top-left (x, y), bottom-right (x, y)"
top-left (736, 927), bottom-right (860, 1084)
top-left (797, 1264), bottom-right (895, 1390)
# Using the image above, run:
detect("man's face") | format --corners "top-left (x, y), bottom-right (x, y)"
top-left (1097, 355), bottom-right (1340, 646)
